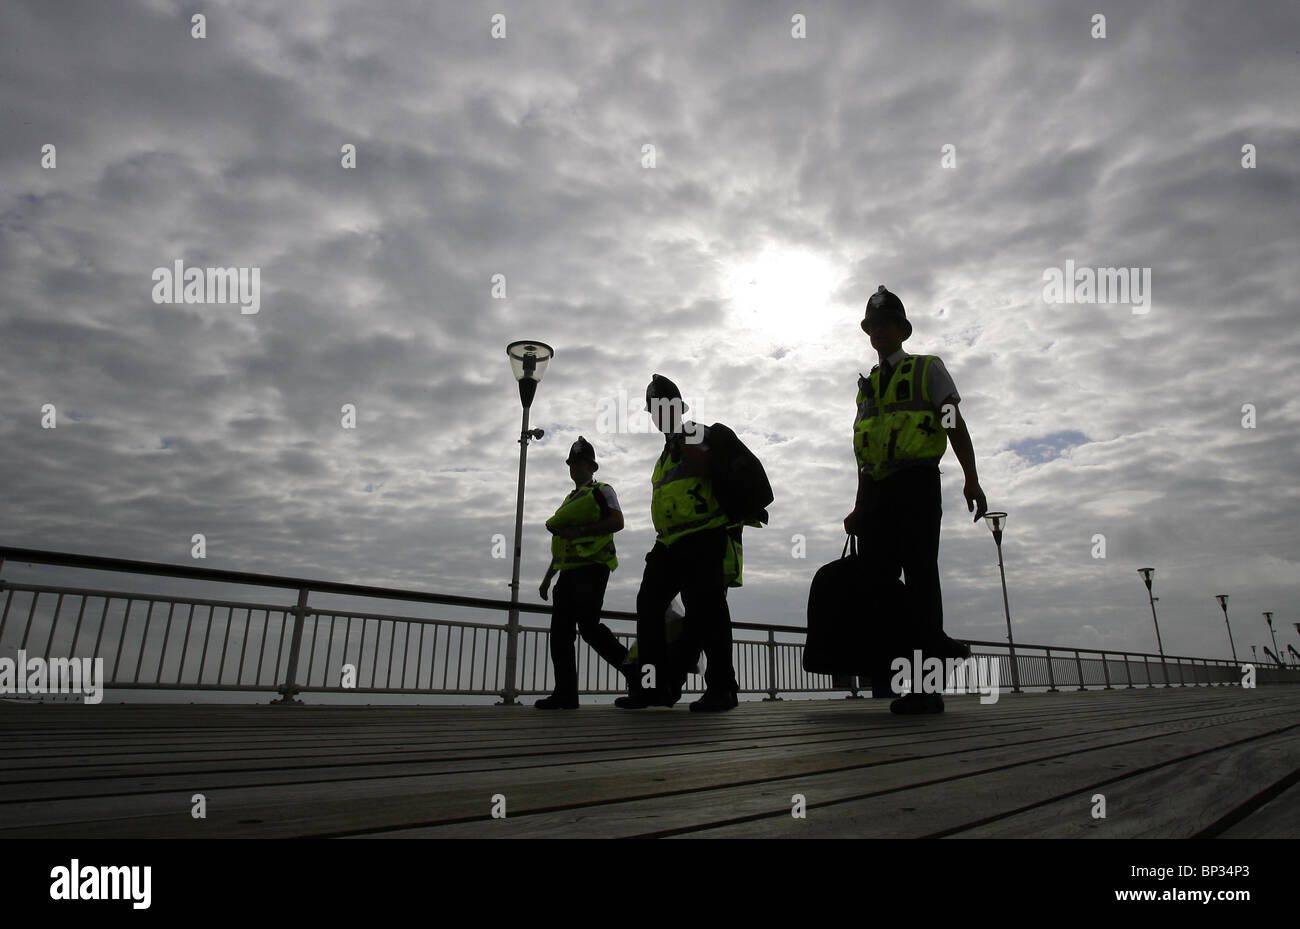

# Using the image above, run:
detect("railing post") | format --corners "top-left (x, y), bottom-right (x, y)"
top-left (1074, 649), bottom-right (1086, 691)
top-left (763, 629), bottom-right (782, 701)
top-left (1101, 651), bottom-right (1112, 689)
top-left (1046, 648), bottom-right (1057, 692)
top-left (272, 587), bottom-right (309, 705)
top-left (1143, 653), bottom-right (1151, 688)
top-left (839, 672), bottom-right (864, 699)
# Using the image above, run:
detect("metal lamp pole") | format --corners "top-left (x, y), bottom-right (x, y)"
top-left (983, 512), bottom-right (1019, 693)
top-left (501, 341), bottom-right (554, 706)
top-left (1263, 612), bottom-right (1281, 668)
top-left (1215, 594), bottom-right (1237, 664)
top-left (1137, 568), bottom-right (1169, 686)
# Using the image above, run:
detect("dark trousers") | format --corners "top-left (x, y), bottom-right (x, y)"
top-left (856, 465), bottom-right (945, 664)
top-left (635, 527), bottom-right (737, 697)
top-left (550, 564), bottom-right (628, 698)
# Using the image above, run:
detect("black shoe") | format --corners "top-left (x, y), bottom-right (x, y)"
top-left (689, 690), bottom-right (739, 713)
top-left (921, 633), bottom-right (972, 661)
top-left (615, 689), bottom-right (677, 710)
top-left (890, 693), bottom-right (944, 715)
top-left (535, 694), bottom-right (579, 709)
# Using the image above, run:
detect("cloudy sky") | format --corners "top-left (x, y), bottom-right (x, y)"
top-left (1, 0), bottom-right (1297, 665)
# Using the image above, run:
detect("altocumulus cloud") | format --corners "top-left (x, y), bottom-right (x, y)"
top-left (0, 0), bottom-right (1297, 660)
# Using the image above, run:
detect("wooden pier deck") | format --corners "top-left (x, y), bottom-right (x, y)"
top-left (2, 687), bottom-right (1297, 839)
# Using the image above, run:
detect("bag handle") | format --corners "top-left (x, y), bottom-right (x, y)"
top-left (841, 534), bottom-right (859, 559)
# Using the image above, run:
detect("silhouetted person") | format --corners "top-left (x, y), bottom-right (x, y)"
top-left (536, 437), bottom-right (630, 708)
top-left (845, 286), bottom-right (988, 714)
top-left (617, 375), bottom-right (739, 712)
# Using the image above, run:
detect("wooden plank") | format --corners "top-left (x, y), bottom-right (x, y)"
top-left (0, 689), bottom-right (1264, 759)
top-left (1216, 778), bottom-right (1300, 839)
top-left (377, 710), bottom-right (1297, 839)
top-left (0, 694), bottom-right (1263, 804)
top-left (0, 701), bottom-right (1206, 774)
top-left (343, 706), bottom-right (1296, 839)
top-left (1, 691), bottom-right (1294, 838)
top-left (11, 694), bottom-right (1229, 830)
top-left (948, 729), bottom-right (1300, 838)
top-left (667, 719), bottom-right (1300, 840)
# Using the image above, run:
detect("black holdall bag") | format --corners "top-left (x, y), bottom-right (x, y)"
top-left (803, 535), bottom-right (907, 681)
top-left (704, 422), bottom-right (773, 526)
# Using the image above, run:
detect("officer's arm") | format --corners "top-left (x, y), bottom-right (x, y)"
top-left (855, 465), bottom-right (872, 509)
top-left (581, 487), bottom-right (625, 536)
top-left (585, 509), bottom-right (625, 535)
top-left (941, 396), bottom-right (988, 521)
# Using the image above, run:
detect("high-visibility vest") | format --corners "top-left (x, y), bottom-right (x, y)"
top-left (853, 354), bottom-right (948, 481)
top-left (651, 441), bottom-right (729, 546)
top-left (546, 481), bottom-right (618, 571)
top-left (722, 525), bottom-right (744, 588)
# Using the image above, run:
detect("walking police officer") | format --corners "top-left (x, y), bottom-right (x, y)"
top-left (616, 375), bottom-right (740, 712)
top-left (536, 436), bottom-right (630, 709)
top-left (845, 286), bottom-right (988, 714)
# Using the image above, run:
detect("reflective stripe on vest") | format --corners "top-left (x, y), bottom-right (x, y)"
top-left (547, 481), bottom-right (618, 571)
top-left (651, 444), bottom-right (728, 546)
top-left (853, 354), bottom-right (948, 480)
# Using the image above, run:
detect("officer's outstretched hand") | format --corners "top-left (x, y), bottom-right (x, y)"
top-left (964, 480), bottom-right (988, 522)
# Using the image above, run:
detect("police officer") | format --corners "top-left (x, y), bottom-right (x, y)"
top-left (845, 286), bottom-right (988, 714)
top-left (536, 436), bottom-right (630, 709)
top-left (616, 375), bottom-right (740, 712)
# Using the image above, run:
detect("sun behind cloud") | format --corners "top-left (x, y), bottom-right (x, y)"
top-left (720, 247), bottom-right (842, 348)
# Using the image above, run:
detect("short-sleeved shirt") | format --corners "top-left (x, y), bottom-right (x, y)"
top-left (882, 348), bottom-right (960, 411)
top-left (591, 481), bottom-right (620, 513)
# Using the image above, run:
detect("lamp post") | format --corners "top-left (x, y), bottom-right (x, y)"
top-left (501, 341), bottom-right (554, 705)
top-left (1137, 568), bottom-right (1169, 686)
top-left (1250, 644), bottom-right (1258, 664)
top-left (983, 511), bottom-right (1019, 693)
top-left (1263, 612), bottom-right (1281, 668)
top-left (1215, 594), bottom-right (1237, 664)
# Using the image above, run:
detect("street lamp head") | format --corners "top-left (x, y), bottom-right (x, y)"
top-left (1215, 594), bottom-right (1228, 610)
top-left (1137, 567), bottom-right (1154, 589)
top-left (507, 341), bottom-right (554, 382)
top-left (984, 511), bottom-right (1007, 534)
top-left (506, 341), bottom-right (554, 409)
top-left (1263, 611), bottom-right (1273, 627)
